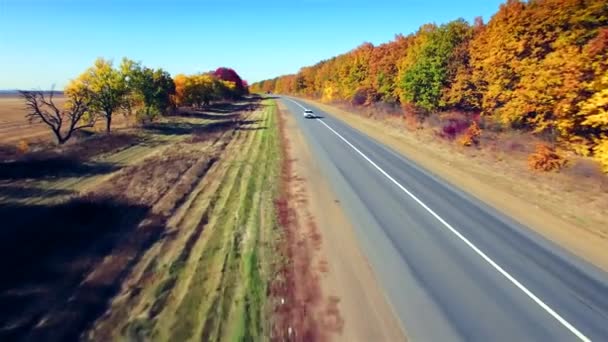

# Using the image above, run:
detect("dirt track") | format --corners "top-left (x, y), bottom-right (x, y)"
top-left (275, 101), bottom-right (406, 341)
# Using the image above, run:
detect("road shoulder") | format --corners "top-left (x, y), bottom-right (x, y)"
top-left (277, 100), bottom-right (407, 341)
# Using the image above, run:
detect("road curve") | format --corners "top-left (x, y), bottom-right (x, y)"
top-left (279, 97), bottom-right (608, 341)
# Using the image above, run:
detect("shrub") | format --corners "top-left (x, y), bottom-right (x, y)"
top-left (528, 143), bottom-right (568, 172)
top-left (16, 139), bottom-right (29, 154)
top-left (350, 87), bottom-right (377, 106)
top-left (438, 112), bottom-right (469, 140)
top-left (136, 107), bottom-right (162, 124)
top-left (459, 121), bottom-right (481, 146)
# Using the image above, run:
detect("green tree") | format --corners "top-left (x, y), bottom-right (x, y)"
top-left (399, 20), bottom-right (471, 111)
top-left (123, 60), bottom-right (175, 120)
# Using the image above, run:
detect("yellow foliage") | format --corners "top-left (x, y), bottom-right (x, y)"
top-left (322, 83), bottom-right (337, 102)
top-left (248, 0), bottom-right (608, 171)
top-left (459, 121), bottom-right (481, 146)
top-left (562, 136), bottom-right (593, 156)
top-left (580, 73), bottom-right (608, 130)
top-left (173, 74), bottom-right (188, 106)
top-left (592, 138), bottom-right (608, 173)
top-left (219, 80), bottom-right (236, 90)
top-left (528, 144), bottom-right (568, 172)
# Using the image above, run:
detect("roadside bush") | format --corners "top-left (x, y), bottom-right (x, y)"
top-left (437, 112), bottom-right (469, 140)
top-left (136, 107), bottom-right (162, 124)
top-left (528, 144), bottom-right (568, 172)
top-left (350, 87), bottom-right (378, 106)
top-left (459, 121), bottom-right (481, 146)
top-left (16, 140), bottom-right (29, 154)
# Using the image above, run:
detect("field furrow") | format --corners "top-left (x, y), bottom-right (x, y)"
top-left (1, 96), bottom-right (284, 342)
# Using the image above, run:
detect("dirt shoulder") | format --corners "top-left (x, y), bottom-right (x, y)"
top-left (300, 98), bottom-right (608, 273)
top-left (276, 101), bottom-right (407, 341)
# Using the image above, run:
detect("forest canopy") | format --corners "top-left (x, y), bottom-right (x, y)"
top-left (251, 0), bottom-right (608, 171)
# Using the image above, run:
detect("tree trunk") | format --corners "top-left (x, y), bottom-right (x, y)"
top-left (106, 114), bottom-right (112, 133)
top-left (52, 128), bottom-right (65, 144)
top-left (57, 135), bottom-right (68, 144)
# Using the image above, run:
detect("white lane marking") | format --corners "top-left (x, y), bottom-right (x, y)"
top-left (285, 98), bottom-right (591, 342)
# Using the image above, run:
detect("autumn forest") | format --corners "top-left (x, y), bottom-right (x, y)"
top-left (251, 0), bottom-right (608, 172)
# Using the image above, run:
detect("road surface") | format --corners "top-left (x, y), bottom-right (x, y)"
top-left (280, 97), bottom-right (608, 341)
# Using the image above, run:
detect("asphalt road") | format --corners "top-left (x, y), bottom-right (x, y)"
top-left (280, 97), bottom-right (608, 341)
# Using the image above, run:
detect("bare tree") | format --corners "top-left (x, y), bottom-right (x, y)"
top-left (19, 89), bottom-right (97, 144)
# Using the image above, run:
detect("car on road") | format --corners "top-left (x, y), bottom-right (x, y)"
top-left (303, 109), bottom-right (315, 119)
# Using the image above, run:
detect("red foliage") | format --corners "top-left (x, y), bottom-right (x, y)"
top-left (587, 28), bottom-right (608, 57)
top-left (213, 67), bottom-right (247, 93)
top-left (438, 113), bottom-right (470, 140)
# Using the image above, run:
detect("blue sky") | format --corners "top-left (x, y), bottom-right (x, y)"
top-left (0, 0), bottom-right (504, 89)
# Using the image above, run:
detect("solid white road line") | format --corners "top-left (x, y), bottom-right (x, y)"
top-left (285, 97), bottom-right (591, 342)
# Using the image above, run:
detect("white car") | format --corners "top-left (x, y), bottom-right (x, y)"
top-left (303, 109), bottom-right (315, 118)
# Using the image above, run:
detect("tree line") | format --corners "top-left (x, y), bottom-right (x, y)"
top-left (20, 60), bottom-right (248, 144)
top-left (251, 0), bottom-right (608, 172)
top-left (174, 67), bottom-right (248, 108)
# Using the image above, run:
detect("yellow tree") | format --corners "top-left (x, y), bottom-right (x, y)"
top-left (173, 74), bottom-right (188, 107)
top-left (579, 71), bottom-right (608, 170)
top-left (470, 0), bottom-right (608, 138)
top-left (76, 58), bottom-right (128, 133)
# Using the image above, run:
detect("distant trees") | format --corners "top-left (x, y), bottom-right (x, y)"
top-left (173, 68), bottom-right (248, 108)
top-left (21, 57), bottom-right (249, 144)
top-left (250, 0), bottom-right (608, 172)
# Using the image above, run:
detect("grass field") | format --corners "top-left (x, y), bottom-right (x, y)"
top-left (88, 100), bottom-right (282, 341)
top-left (0, 97), bottom-right (284, 341)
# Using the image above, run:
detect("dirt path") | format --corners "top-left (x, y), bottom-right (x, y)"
top-left (277, 102), bottom-right (407, 341)
top-left (301, 99), bottom-right (608, 272)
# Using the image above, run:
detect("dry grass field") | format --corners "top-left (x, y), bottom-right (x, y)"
top-left (0, 94), bottom-right (67, 144)
top-left (0, 97), bottom-right (286, 341)
top-left (0, 94), bottom-right (129, 145)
